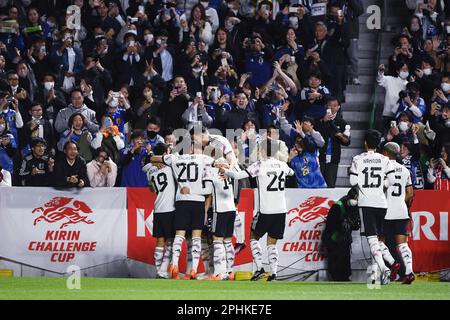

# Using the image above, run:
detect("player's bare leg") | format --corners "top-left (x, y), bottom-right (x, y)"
top-left (224, 237), bottom-right (235, 280)
top-left (395, 234), bottom-right (415, 284)
top-left (171, 230), bottom-right (186, 279)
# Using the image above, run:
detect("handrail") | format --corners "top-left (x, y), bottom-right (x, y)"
top-left (369, 0), bottom-right (387, 129)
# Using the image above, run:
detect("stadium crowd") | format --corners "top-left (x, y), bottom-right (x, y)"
top-left (377, 0), bottom-right (450, 190)
top-left (0, 0), bottom-right (366, 189)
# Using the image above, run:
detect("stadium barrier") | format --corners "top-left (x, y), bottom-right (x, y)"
top-left (0, 187), bottom-right (448, 279)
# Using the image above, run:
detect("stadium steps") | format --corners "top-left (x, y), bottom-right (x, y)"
top-left (336, 0), bottom-right (407, 187)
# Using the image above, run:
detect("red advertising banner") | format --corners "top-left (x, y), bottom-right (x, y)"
top-left (127, 188), bottom-right (255, 272)
top-left (409, 191), bottom-right (450, 272)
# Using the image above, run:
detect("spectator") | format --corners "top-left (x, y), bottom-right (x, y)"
top-left (236, 118), bottom-right (261, 167)
top-left (90, 115), bottom-right (125, 165)
top-left (182, 92), bottom-right (213, 130)
top-left (377, 63), bottom-right (410, 130)
top-left (0, 91), bottom-right (23, 145)
top-left (120, 130), bottom-right (150, 187)
top-left (316, 97), bottom-right (351, 188)
top-left (53, 141), bottom-right (89, 188)
top-left (103, 89), bottom-right (135, 135)
top-left (395, 82), bottom-right (426, 124)
top-left (57, 113), bottom-right (93, 163)
top-left (216, 91), bottom-right (259, 131)
top-left (19, 138), bottom-right (54, 186)
top-left (266, 124), bottom-right (289, 163)
top-left (0, 164), bottom-right (11, 186)
top-left (147, 29), bottom-right (174, 82)
top-left (0, 120), bottom-right (17, 174)
top-left (55, 88), bottom-right (99, 134)
top-left (288, 133), bottom-right (327, 189)
top-left (87, 147), bottom-right (117, 188)
top-left (429, 102), bottom-right (450, 156)
top-left (135, 84), bottom-right (161, 130)
top-left (385, 111), bottom-right (420, 146)
top-left (400, 141), bottom-right (425, 190)
top-left (298, 72), bottom-right (330, 119)
top-left (159, 76), bottom-right (189, 134)
top-left (35, 73), bottom-right (67, 125)
top-left (21, 102), bottom-right (54, 156)
top-left (143, 117), bottom-right (165, 149)
top-left (427, 143), bottom-right (450, 190)
top-left (243, 35), bottom-right (273, 88)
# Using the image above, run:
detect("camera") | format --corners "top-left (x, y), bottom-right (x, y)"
top-left (128, 17), bottom-right (138, 23)
top-left (6, 96), bottom-right (14, 104)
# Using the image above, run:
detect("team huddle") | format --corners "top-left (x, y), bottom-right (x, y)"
top-left (143, 126), bottom-right (415, 284)
top-left (143, 126), bottom-right (292, 281)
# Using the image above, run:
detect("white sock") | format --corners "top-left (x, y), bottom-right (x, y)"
top-left (185, 238), bottom-right (192, 272)
top-left (191, 237), bottom-right (202, 272)
top-left (213, 240), bottom-right (226, 276)
top-left (160, 241), bottom-right (172, 273)
top-left (171, 235), bottom-right (185, 268)
top-left (234, 213), bottom-right (245, 244)
top-left (223, 240), bottom-right (235, 273)
top-left (201, 238), bottom-right (210, 274)
top-left (379, 241), bottom-right (395, 266)
top-left (250, 239), bottom-right (263, 271)
top-left (154, 246), bottom-right (164, 272)
top-left (367, 236), bottom-right (388, 272)
top-left (397, 243), bottom-right (413, 275)
top-left (267, 245), bottom-right (279, 276)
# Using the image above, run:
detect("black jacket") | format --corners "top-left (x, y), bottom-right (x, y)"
top-left (316, 115), bottom-right (351, 164)
top-left (53, 156), bottom-right (90, 188)
top-left (19, 153), bottom-right (52, 186)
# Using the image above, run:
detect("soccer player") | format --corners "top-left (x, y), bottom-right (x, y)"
top-left (380, 142), bottom-right (415, 284)
top-left (221, 139), bottom-right (295, 281)
top-left (143, 143), bottom-right (176, 279)
top-left (349, 129), bottom-right (396, 285)
top-left (203, 165), bottom-right (237, 280)
top-left (150, 140), bottom-right (216, 280)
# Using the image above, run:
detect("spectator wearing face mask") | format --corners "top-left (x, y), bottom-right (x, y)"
top-left (26, 37), bottom-right (54, 83)
top-left (146, 29), bottom-right (174, 82)
top-left (385, 112), bottom-right (420, 146)
top-left (377, 62), bottom-right (410, 130)
top-left (429, 102), bottom-right (450, 156)
top-left (51, 28), bottom-right (84, 93)
top-left (427, 143), bottom-right (450, 191)
top-left (143, 117), bottom-right (164, 149)
top-left (431, 73), bottom-right (450, 106)
top-left (414, 56), bottom-right (441, 105)
top-left (117, 30), bottom-right (143, 86)
top-left (36, 73), bottom-right (66, 125)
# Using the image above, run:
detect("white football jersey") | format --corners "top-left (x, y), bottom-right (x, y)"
top-left (143, 164), bottom-right (176, 213)
top-left (350, 151), bottom-right (395, 209)
top-left (163, 153), bottom-right (214, 202)
top-left (246, 158), bottom-right (295, 214)
top-left (203, 167), bottom-right (236, 213)
top-left (385, 160), bottom-right (412, 220)
top-left (209, 134), bottom-right (234, 158)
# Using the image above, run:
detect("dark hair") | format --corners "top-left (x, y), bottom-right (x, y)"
top-left (153, 143), bottom-right (169, 156)
top-left (364, 129), bottom-right (382, 149)
top-left (189, 124), bottom-right (207, 136)
top-left (189, 4), bottom-right (207, 24)
top-left (347, 186), bottom-right (358, 200)
top-left (68, 113), bottom-right (86, 128)
top-left (93, 147), bottom-right (110, 159)
top-left (30, 137), bottom-right (46, 148)
top-left (146, 116), bottom-right (161, 127)
top-left (327, 96), bottom-right (339, 104)
top-left (70, 87), bottom-right (83, 97)
top-left (30, 102), bottom-right (42, 109)
top-left (302, 116), bottom-right (315, 126)
top-left (63, 140), bottom-right (78, 151)
top-left (131, 129), bottom-right (144, 140)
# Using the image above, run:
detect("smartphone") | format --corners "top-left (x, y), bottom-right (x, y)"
top-left (390, 121), bottom-right (397, 128)
top-left (105, 118), bottom-right (111, 128)
top-left (196, 91), bottom-right (202, 98)
top-left (129, 17), bottom-right (138, 23)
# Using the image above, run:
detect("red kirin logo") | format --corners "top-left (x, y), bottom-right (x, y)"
top-left (287, 196), bottom-right (334, 228)
top-left (32, 197), bottom-right (94, 229)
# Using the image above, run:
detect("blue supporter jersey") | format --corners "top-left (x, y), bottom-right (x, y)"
top-left (120, 146), bottom-right (149, 187)
top-left (290, 152), bottom-right (327, 189)
top-left (108, 107), bottom-right (127, 133)
top-left (2, 109), bottom-right (20, 144)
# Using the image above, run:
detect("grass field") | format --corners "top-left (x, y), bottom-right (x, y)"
top-left (0, 277), bottom-right (449, 300)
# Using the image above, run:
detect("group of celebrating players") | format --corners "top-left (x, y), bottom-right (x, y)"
top-left (143, 125), bottom-right (415, 284)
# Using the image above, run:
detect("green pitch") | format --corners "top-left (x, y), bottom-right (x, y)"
top-left (0, 277), bottom-right (449, 300)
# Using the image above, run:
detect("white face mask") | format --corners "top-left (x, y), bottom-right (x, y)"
top-left (289, 17), bottom-right (299, 29)
top-left (399, 71), bottom-right (409, 80)
top-left (348, 199), bottom-right (358, 206)
top-left (447, 26), bottom-right (450, 34)
top-left (399, 121), bottom-right (409, 132)
top-left (44, 81), bottom-right (54, 91)
top-left (441, 83), bottom-right (450, 92)
top-left (144, 34), bottom-right (154, 43)
top-left (423, 68), bottom-right (432, 76)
